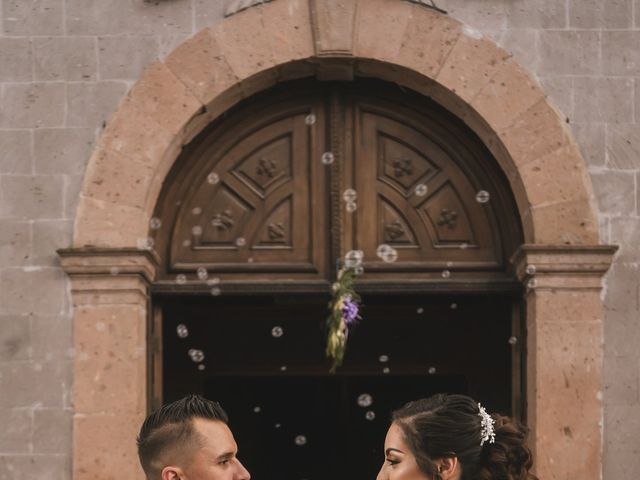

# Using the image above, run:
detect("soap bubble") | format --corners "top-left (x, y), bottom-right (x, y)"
top-left (450, 303), bottom-right (458, 310)
top-left (382, 367), bottom-right (390, 374)
top-left (441, 270), bottom-right (451, 278)
top-left (343, 189), bottom-right (357, 203)
top-left (110, 266), bottom-right (119, 275)
top-left (527, 278), bottom-right (536, 289)
top-left (235, 237), bottom-right (246, 247)
top-left (417, 307), bottom-right (424, 314)
top-left (345, 201), bottom-right (357, 213)
top-left (253, 406), bottom-right (262, 413)
top-left (271, 326), bottom-right (284, 338)
top-left (192, 225), bottom-right (203, 236)
top-left (376, 244), bottom-right (398, 263)
top-left (197, 364), bottom-right (205, 371)
top-left (149, 217), bottom-right (162, 230)
top-left (294, 435), bottom-right (307, 446)
top-left (197, 267), bottom-right (208, 280)
top-left (207, 277), bottom-right (220, 286)
top-left (176, 324), bottom-right (189, 338)
top-left (188, 349), bottom-right (204, 363)
top-left (508, 336), bottom-right (518, 345)
top-left (207, 172), bottom-right (220, 185)
top-left (475, 190), bottom-right (490, 203)
top-left (280, 365), bottom-right (287, 371)
top-left (344, 250), bottom-right (364, 268)
top-left (182, 239), bottom-right (191, 248)
top-left (414, 184), bottom-right (428, 197)
top-left (176, 274), bottom-right (187, 285)
top-left (378, 354), bottom-right (389, 363)
top-left (357, 393), bottom-right (373, 408)
top-left (354, 265), bottom-right (364, 275)
top-left (210, 287), bottom-right (221, 296)
top-left (321, 152), bottom-right (334, 165)
top-left (428, 366), bottom-right (437, 375)
top-left (192, 207), bottom-right (202, 215)
top-left (305, 114), bottom-right (316, 125)
top-left (365, 410), bottom-right (376, 421)
top-left (136, 237), bottom-right (154, 250)
top-left (526, 264), bottom-right (537, 275)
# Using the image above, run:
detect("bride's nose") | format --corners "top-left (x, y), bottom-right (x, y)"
top-left (376, 463), bottom-right (387, 480)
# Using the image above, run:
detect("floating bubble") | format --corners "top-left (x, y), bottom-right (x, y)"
top-left (136, 237), bottom-right (154, 251)
top-left (198, 364), bottom-right (205, 371)
top-left (110, 266), bottom-right (119, 276)
top-left (176, 324), bottom-right (189, 338)
top-left (248, 257), bottom-right (254, 263)
top-left (192, 207), bottom-right (202, 215)
top-left (526, 264), bottom-right (537, 275)
top-left (149, 217), bottom-right (162, 230)
top-left (274, 423), bottom-right (282, 429)
top-left (382, 367), bottom-right (390, 374)
top-left (345, 201), bottom-right (357, 213)
top-left (207, 277), bottom-right (220, 286)
top-left (357, 393), bottom-right (373, 408)
top-left (428, 366), bottom-right (437, 375)
top-left (207, 172), bottom-right (220, 185)
top-left (508, 336), bottom-right (518, 345)
top-left (365, 410), bottom-right (376, 421)
top-left (343, 189), bottom-right (357, 203)
top-left (197, 267), bottom-right (208, 281)
top-left (344, 250), bottom-right (364, 269)
top-left (527, 278), bottom-right (536, 289)
top-left (476, 190), bottom-right (490, 203)
top-left (182, 239), bottom-right (192, 248)
top-left (305, 114), bottom-right (316, 125)
top-left (176, 274), bottom-right (187, 285)
top-left (321, 152), bottom-right (334, 165)
top-left (375, 243), bottom-right (399, 263)
top-left (253, 406), bottom-right (262, 413)
top-left (417, 307), bottom-right (424, 314)
top-left (354, 265), bottom-right (364, 275)
top-left (378, 354), bottom-right (389, 363)
top-left (294, 435), bottom-right (307, 446)
top-left (271, 326), bottom-right (284, 338)
top-left (414, 183), bottom-right (428, 197)
top-left (376, 244), bottom-right (391, 258)
top-left (450, 303), bottom-right (458, 310)
top-left (460, 243), bottom-right (469, 250)
top-left (235, 237), bottom-right (246, 247)
top-left (210, 287), bottom-right (221, 296)
top-left (280, 365), bottom-right (287, 372)
top-left (188, 349), bottom-right (205, 363)
top-left (192, 225), bottom-right (203, 236)
top-left (446, 261), bottom-right (454, 267)
top-left (441, 270), bottom-right (451, 279)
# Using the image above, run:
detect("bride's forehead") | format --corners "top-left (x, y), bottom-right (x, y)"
top-left (385, 422), bottom-right (407, 448)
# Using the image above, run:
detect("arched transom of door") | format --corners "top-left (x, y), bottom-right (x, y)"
top-left (153, 79), bottom-right (521, 289)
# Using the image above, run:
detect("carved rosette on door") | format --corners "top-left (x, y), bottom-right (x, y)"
top-left (153, 80), bottom-right (521, 287)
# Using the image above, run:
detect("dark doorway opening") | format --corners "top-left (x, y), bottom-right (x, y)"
top-left (157, 292), bottom-right (520, 480)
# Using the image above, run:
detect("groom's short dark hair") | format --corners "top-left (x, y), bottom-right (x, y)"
top-left (137, 394), bottom-right (228, 479)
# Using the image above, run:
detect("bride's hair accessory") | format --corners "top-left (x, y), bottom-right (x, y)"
top-left (478, 403), bottom-right (496, 446)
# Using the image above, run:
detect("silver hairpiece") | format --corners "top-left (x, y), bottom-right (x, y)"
top-left (478, 403), bottom-right (495, 446)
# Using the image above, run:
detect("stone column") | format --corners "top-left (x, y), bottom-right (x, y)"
top-left (59, 248), bottom-right (158, 480)
top-left (511, 245), bottom-right (617, 480)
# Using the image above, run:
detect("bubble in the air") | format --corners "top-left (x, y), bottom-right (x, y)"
top-left (476, 190), bottom-right (490, 203)
top-left (192, 225), bottom-right (203, 236)
top-left (345, 201), bottom-right (357, 213)
top-left (188, 349), bottom-right (205, 363)
top-left (137, 237), bottom-right (154, 250)
top-left (354, 265), bottom-right (364, 275)
top-left (210, 287), bottom-right (221, 296)
top-left (446, 261), bottom-right (454, 267)
top-left (192, 207), bottom-right (202, 215)
top-left (441, 270), bottom-right (451, 278)
top-left (110, 266), bottom-right (119, 275)
top-left (344, 250), bottom-right (364, 269)
top-left (182, 239), bottom-right (192, 248)
top-left (460, 243), bottom-right (469, 250)
top-left (280, 365), bottom-right (287, 371)
top-left (343, 189), bottom-right (357, 203)
top-left (508, 336), bottom-right (518, 345)
top-left (197, 364), bottom-right (205, 371)
top-left (526, 264), bottom-right (537, 275)
top-left (527, 278), bottom-right (536, 289)
top-left (197, 267), bottom-right (208, 280)
top-left (357, 393), bottom-right (373, 408)
top-left (378, 354), bottom-right (389, 363)
top-left (428, 366), bottom-right (437, 375)
top-left (376, 244), bottom-right (398, 263)
top-left (176, 324), bottom-right (189, 338)
top-left (253, 406), bottom-right (262, 413)
top-left (382, 367), bottom-right (390, 374)
top-left (149, 217), bottom-right (162, 230)
top-left (450, 303), bottom-right (458, 310)
top-left (321, 152), bottom-right (334, 165)
top-left (414, 183), bottom-right (428, 197)
top-left (176, 274), bottom-right (187, 285)
top-left (305, 114), bottom-right (316, 125)
top-left (417, 307), bottom-right (424, 314)
top-left (207, 172), bottom-right (220, 185)
top-left (275, 423), bottom-right (282, 429)
top-left (294, 435), bottom-right (307, 446)
top-left (271, 326), bottom-right (284, 338)
top-left (235, 237), bottom-right (246, 247)
top-left (207, 277), bottom-right (220, 286)
top-left (365, 410), bottom-right (376, 421)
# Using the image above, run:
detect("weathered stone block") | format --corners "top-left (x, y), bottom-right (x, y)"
top-left (506, 0), bottom-right (567, 28)
top-left (607, 123), bottom-right (640, 170)
top-left (355, 0), bottom-right (412, 63)
top-left (0, 315), bottom-right (30, 361)
top-left (98, 35), bottom-right (159, 80)
top-left (0, 38), bottom-right (33, 81)
top-left (0, 359), bottom-right (71, 408)
top-left (0, 130), bottom-right (32, 174)
top-left (34, 37), bottom-right (97, 81)
top-left (603, 31), bottom-right (640, 76)
top-left (604, 263), bottom-right (639, 313)
top-left (0, 175), bottom-right (64, 220)
top-left (34, 128), bottom-right (95, 175)
top-left (495, 29), bottom-right (538, 73)
top-left (574, 77), bottom-right (634, 123)
top-left (570, 0), bottom-right (632, 28)
top-left (0, 221), bottom-right (31, 267)
top-left (66, 81), bottom-right (128, 129)
top-left (33, 409), bottom-right (72, 454)
top-left (0, 454), bottom-right (70, 480)
top-left (30, 314), bottom-right (73, 362)
top-left (610, 217), bottom-right (640, 262)
top-left (604, 443), bottom-right (640, 480)
top-left (438, 0), bottom-right (506, 31)
top-left (571, 123), bottom-right (605, 167)
top-left (0, 408), bottom-right (32, 453)
top-left (529, 199), bottom-right (599, 244)
top-left (194, 0), bottom-right (226, 31)
top-left (539, 76), bottom-right (573, 119)
top-left (605, 404), bottom-right (640, 447)
top-left (0, 267), bottom-right (67, 315)
top-left (0, 83), bottom-right (65, 128)
top-left (2, 0), bottom-right (63, 35)
top-left (591, 170), bottom-right (636, 216)
top-left (263, 0), bottom-right (314, 65)
top-left (603, 355), bottom-right (640, 405)
top-left (539, 31), bottom-right (600, 75)
top-left (32, 220), bottom-right (73, 266)
top-left (64, 175), bottom-right (84, 219)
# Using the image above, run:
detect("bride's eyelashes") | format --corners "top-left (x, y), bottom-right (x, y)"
top-left (386, 458), bottom-right (400, 466)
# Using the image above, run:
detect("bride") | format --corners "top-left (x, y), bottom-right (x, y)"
top-left (376, 394), bottom-right (538, 480)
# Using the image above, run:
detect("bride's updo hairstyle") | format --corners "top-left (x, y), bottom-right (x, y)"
top-left (392, 394), bottom-right (538, 480)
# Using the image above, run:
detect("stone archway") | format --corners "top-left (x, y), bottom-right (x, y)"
top-left (59, 1), bottom-right (616, 479)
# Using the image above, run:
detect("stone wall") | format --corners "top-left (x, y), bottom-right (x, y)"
top-left (0, 0), bottom-right (637, 478)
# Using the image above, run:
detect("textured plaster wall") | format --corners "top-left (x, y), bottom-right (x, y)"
top-left (0, 0), bottom-right (637, 478)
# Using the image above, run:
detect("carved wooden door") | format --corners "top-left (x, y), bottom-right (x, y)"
top-left (153, 79), bottom-right (521, 290)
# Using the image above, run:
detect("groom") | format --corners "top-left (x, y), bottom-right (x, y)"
top-left (137, 394), bottom-right (251, 480)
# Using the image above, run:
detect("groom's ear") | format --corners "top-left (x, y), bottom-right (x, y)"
top-left (161, 465), bottom-right (185, 480)
top-left (435, 456), bottom-right (459, 480)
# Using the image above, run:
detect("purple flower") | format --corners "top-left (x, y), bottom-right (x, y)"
top-left (342, 295), bottom-right (360, 325)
